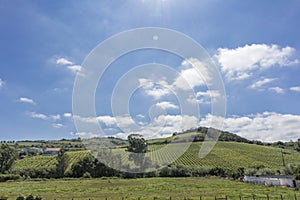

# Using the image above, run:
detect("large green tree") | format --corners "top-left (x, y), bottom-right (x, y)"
top-left (56, 149), bottom-right (69, 178)
top-left (127, 134), bottom-right (147, 153)
top-left (0, 144), bottom-right (17, 173)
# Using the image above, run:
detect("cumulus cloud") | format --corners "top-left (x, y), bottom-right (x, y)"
top-left (155, 101), bottom-right (179, 110)
top-left (138, 78), bottom-right (172, 99)
top-left (56, 58), bottom-right (73, 65)
top-left (290, 86), bottom-right (300, 92)
top-left (0, 78), bottom-right (4, 89)
top-left (215, 44), bottom-right (298, 81)
top-left (55, 57), bottom-right (83, 75)
top-left (52, 123), bottom-right (63, 129)
top-left (67, 65), bottom-right (82, 73)
top-left (28, 112), bottom-right (47, 120)
top-left (250, 78), bottom-right (276, 89)
top-left (269, 87), bottom-right (285, 94)
top-left (196, 90), bottom-right (221, 104)
top-left (27, 112), bottom-right (60, 122)
top-left (74, 114), bottom-right (199, 139)
top-left (200, 112), bottom-right (300, 142)
top-left (173, 58), bottom-right (212, 90)
top-left (63, 113), bottom-right (72, 118)
top-left (18, 97), bottom-right (36, 105)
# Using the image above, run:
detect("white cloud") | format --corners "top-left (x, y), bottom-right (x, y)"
top-left (0, 78), bottom-right (4, 89)
top-left (73, 115), bottom-right (135, 127)
top-left (196, 90), bottom-right (221, 104)
top-left (215, 44), bottom-right (298, 81)
top-left (28, 112), bottom-right (47, 120)
top-left (67, 65), bottom-right (82, 73)
top-left (49, 114), bottom-right (61, 121)
top-left (63, 113), bottom-right (72, 118)
top-left (18, 97), bottom-right (36, 105)
top-left (200, 112), bottom-right (300, 142)
top-left (97, 115), bottom-right (118, 126)
top-left (250, 78), bottom-right (276, 89)
top-left (173, 58), bottom-right (212, 90)
top-left (56, 58), bottom-right (73, 65)
top-left (74, 132), bottom-right (100, 138)
top-left (27, 112), bottom-right (60, 122)
top-left (138, 78), bottom-right (172, 99)
top-left (155, 101), bottom-right (179, 110)
top-left (269, 87), bottom-right (285, 94)
top-left (74, 114), bottom-right (199, 140)
top-left (290, 86), bottom-right (300, 92)
top-left (52, 123), bottom-right (63, 128)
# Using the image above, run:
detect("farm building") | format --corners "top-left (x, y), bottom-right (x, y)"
top-left (243, 175), bottom-right (297, 187)
top-left (43, 148), bottom-right (61, 155)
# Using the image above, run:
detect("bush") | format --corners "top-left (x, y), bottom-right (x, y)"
top-left (191, 167), bottom-right (211, 177)
top-left (0, 174), bottom-right (20, 182)
top-left (25, 195), bottom-right (34, 200)
top-left (256, 168), bottom-right (275, 176)
top-left (16, 196), bottom-right (25, 200)
top-left (82, 172), bottom-right (91, 178)
top-left (245, 168), bottom-right (257, 176)
top-left (209, 167), bottom-right (226, 177)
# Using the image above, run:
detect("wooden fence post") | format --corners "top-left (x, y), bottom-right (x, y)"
top-left (266, 194), bottom-right (269, 200)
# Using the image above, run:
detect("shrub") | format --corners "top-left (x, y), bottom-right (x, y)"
top-left (191, 167), bottom-right (211, 177)
top-left (245, 168), bottom-right (257, 176)
top-left (256, 168), bottom-right (275, 176)
top-left (16, 196), bottom-right (25, 200)
top-left (25, 195), bottom-right (35, 200)
top-left (0, 174), bottom-right (20, 182)
top-left (82, 172), bottom-right (92, 178)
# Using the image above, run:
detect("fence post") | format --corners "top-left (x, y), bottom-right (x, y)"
top-left (200, 196), bottom-right (202, 200)
top-left (295, 194), bottom-right (298, 200)
top-left (252, 194), bottom-right (256, 200)
top-left (239, 195), bottom-right (242, 200)
top-left (266, 194), bottom-right (269, 200)
top-left (280, 194), bottom-right (283, 200)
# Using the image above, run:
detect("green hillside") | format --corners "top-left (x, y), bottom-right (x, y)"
top-left (170, 142), bottom-right (300, 170)
top-left (12, 141), bottom-right (300, 175)
top-left (11, 150), bottom-right (90, 175)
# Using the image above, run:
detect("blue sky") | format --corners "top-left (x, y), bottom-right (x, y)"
top-left (1, 0), bottom-right (300, 142)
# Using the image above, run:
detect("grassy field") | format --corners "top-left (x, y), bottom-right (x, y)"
top-left (0, 177), bottom-right (299, 200)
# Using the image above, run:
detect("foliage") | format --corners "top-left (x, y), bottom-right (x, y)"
top-left (16, 195), bottom-right (41, 200)
top-left (55, 149), bottom-right (69, 178)
top-left (0, 144), bottom-right (17, 173)
top-left (127, 134), bottom-right (147, 153)
top-left (0, 174), bottom-right (20, 182)
top-left (71, 155), bottom-right (94, 178)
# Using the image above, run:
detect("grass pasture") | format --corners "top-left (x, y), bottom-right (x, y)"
top-left (0, 177), bottom-right (299, 200)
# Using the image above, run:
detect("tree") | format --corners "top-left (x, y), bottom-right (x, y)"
top-left (127, 134), bottom-right (150, 173)
top-left (127, 134), bottom-right (147, 153)
top-left (71, 155), bottom-right (94, 178)
top-left (0, 144), bottom-right (17, 173)
top-left (56, 149), bottom-right (69, 178)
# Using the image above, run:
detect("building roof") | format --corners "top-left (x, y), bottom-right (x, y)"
top-left (44, 148), bottom-right (61, 152)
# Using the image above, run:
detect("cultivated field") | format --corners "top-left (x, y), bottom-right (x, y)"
top-left (12, 142), bottom-right (300, 173)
